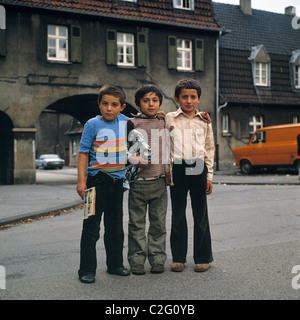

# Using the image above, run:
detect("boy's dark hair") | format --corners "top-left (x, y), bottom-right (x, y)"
top-left (98, 84), bottom-right (126, 105)
top-left (135, 84), bottom-right (163, 107)
top-left (174, 78), bottom-right (202, 99)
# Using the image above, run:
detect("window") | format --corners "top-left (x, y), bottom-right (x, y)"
top-left (177, 39), bottom-right (192, 71)
top-left (106, 29), bottom-right (147, 67)
top-left (0, 5), bottom-right (5, 56)
top-left (252, 131), bottom-right (266, 144)
top-left (117, 33), bottom-right (134, 66)
top-left (255, 62), bottom-right (269, 86)
top-left (222, 114), bottom-right (230, 134)
top-left (168, 36), bottom-right (204, 71)
top-left (249, 45), bottom-right (270, 87)
top-left (249, 115), bottom-right (264, 137)
top-left (295, 65), bottom-right (300, 88)
top-left (290, 50), bottom-right (300, 89)
top-left (47, 25), bottom-right (68, 61)
top-left (173, 0), bottom-right (194, 10)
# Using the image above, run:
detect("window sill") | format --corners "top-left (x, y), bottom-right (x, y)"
top-left (47, 60), bottom-right (72, 65)
top-left (116, 65), bottom-right (137, 69)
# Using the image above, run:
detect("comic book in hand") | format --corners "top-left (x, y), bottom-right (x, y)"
top-left (83, 187), bottom-right (96, 219)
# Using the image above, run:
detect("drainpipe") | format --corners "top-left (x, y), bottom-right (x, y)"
top-left (216, 30), bottom-right (227, 171)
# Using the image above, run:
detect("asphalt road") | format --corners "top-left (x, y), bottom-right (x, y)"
top-left (0, 169), bottom-right (300, 301)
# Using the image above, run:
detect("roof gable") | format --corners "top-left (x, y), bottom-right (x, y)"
top-left (249, 45), bottom-right (270, 63)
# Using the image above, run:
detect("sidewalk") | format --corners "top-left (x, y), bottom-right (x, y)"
top-left (0, 167), bottom-right (299, 227)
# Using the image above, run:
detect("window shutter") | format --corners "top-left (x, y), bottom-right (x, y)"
top-left (137, 32), bottom-right (147, 67)
top-left (0, 29), bottom-right (5, 56)
top-left (106, 29), bottom-right (117, 65)
top-left (71, 26), bottom-right (82, 63)
top-left (195, 39), bottom-right (204, 72)
top-left (168, 35), bottom-right (177, 70)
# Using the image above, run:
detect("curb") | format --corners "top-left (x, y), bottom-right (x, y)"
top-left (0, 200), bottom-right (83, 227)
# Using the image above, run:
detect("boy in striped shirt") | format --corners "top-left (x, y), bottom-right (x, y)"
top-left (77, 84), bottom-right (130, 283)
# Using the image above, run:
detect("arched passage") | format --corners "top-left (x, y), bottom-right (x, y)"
top-left (47, 94), bottom-right (137, 125)
top-left (35, 94), bottom-right (138, 166)
top-left (0, 111), bottom-right (14, 184)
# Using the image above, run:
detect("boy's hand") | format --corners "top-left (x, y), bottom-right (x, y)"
top-left (77, 182), bottom-right (87, 200)
top-left (201, 112), bottom-right (211, 124)
top-left (157, 111), bottom-right (167, 119)
top-left (129, 155), bottom-right (149, 168)
top-left (206, 180), bottom-right (213, 195)
top-left (165, 172), bottom-right (171, 186)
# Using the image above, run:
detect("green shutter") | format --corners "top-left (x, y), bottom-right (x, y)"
top-left (195, 39), bottom-right (204, 72)
top-left (0, 29), bottom-right (6, 56)
top-left (137, 32), bottom-right (147, 67)
top-left (71, 26), bottom-right (82, 63)
top-left (168, 35), bottom-right (177, 70)
top-left (106, 29), bottom-right (117, 65)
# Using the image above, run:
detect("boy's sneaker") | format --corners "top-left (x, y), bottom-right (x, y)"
top-left (194, 264), bottom-right (210, 272)
top-left (151, 264), bottom-right (164, 274)
top-left (171, 262), bottom-right (184, 272)
top-left (131, 265), bottom-right (146, 275)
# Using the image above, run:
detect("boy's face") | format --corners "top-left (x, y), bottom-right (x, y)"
top-left (138, 92), bottom-right (160, 117)
top-left (99, 94), bottom-right (126, 122)
top-left (175, 88), bottom-right (201, 117)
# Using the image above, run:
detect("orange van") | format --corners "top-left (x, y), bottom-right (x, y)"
top-left (232, 123), bottom-right (300, 174)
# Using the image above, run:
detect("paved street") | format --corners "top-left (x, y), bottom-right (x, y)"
top-left (0, 168), bottom-right (299, 301)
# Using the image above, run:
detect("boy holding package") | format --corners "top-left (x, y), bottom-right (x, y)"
top-left (77, 84), bottom-right (130, 284)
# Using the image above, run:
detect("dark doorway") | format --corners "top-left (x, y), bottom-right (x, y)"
top-left (0, 112), bottom-right (14, 184)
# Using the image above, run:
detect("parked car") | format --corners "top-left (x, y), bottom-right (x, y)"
top-left (35, 154), bottom-right (65, 169)
top-left (232, 123), bottom-right (300, 174)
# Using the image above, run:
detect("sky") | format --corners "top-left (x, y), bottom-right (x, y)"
top-left (213, 0), bottom-right (300, 16)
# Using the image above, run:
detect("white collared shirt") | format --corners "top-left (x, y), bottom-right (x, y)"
top-left (165, 108), bottom-right (215, 181)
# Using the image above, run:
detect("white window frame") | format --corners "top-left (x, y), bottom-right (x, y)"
top-left (117, 32), bottom-right (135, 67)
top-left (173, 0), bottom-right (194, 10)
top-left (222, 114), bottom-right (229, 134)
top-left (255, 62), bottom-right (269, 86)
top-left (249, 115), bottom-right (264, 136)
top-left (0, 5), bottom-right (6, 29)
top-left (47, 25), bottom-right (68, 62)
top-left (177, 39), bottom-right (192, 71)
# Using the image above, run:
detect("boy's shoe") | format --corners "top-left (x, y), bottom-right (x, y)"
top-left (107, 267), bottom-right (130, 276)
top-left (194, 264), bottom-right (210, 272)
top-left (171, 262), bottom-right (184, 272)
top-left (151, 264), bottom-right (164, 274)
top-left (131, 265), bottom-right (146, 275)
top-left (79, 273), bottom-right (95, 284)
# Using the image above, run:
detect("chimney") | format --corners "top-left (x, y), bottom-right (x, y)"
top-left (285, 6), bottom-right (296, 16)
top-left (240, 0), bottom-right (252, 15)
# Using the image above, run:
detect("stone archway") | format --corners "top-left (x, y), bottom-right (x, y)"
top-left (46, 94), bottom-right (137, 125)
top-left (35, 94), bottom-right (137, 167)
top-left (0, 111), bottom-right (14, 184)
